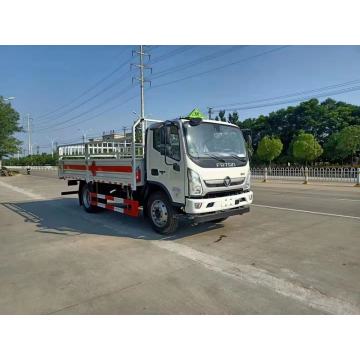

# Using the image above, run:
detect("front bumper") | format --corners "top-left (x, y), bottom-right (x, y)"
top-left (184, 190), bottom-right (253, 214)
top-left (186, 205), bottom-right (250, 224)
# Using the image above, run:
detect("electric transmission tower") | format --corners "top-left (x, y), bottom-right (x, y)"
top-left (131, 45), bottom-right (152, 119)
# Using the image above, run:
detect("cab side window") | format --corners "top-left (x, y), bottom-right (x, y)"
top-left (153, 127), bottom-right (165, 154)
top-left (166, 125), bottom-right (181, 161)
top-left (153, 125), bottom-right (181, 161)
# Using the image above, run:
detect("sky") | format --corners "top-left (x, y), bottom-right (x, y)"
top-left (1, 45), bottom-right (360, 153)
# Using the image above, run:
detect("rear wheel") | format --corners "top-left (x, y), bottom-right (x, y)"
top-left (81, 183), bottom-right (99, 213)
top-left (147, 191), bottom-right (179, 234)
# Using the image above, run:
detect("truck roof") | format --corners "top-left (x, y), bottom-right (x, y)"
top-left (148, 118), bottom-right (240, 129)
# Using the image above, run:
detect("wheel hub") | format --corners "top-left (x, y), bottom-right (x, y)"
top-left (151, 200), bottom-right (168, 227)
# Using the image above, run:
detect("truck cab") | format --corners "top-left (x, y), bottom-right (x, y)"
top-left (144, 117), bottom-right (253, 233)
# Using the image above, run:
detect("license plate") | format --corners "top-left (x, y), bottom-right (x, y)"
top-left (222, 197), bottom-right (234, 208)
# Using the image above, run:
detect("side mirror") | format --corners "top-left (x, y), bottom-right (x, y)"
top-left (173, 163), bottom-right (180, 172)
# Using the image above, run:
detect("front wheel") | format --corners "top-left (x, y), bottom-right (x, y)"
top-left (147, 191), bottom-right (179, 234)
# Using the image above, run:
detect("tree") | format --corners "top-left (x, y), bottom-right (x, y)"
top-left (228, 112), bottom-right (239, 125)
top-left (218, 110), bottom-right (226, 122)
top-left (256, 136), bottom-right (283, 165)
top-left (0, 97), bottom-right (22, 168)
top-left (4, 153), bottom-right (59, 166)
top-left (292, 132), bottom-right (323, 165)
top-left (336, 125), bottom-right (360, 165)
top-left (240, 98), bottom-right (360, 163)
top-left (323, 132), bottom-right (347, 163)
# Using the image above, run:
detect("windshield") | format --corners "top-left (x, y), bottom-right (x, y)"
top-left (183, 121), bottom-right (247, 159)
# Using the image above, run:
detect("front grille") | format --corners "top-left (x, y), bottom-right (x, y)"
top-left (202, 189), bottom-right (245, 198)
top-left (204, 177), bottom-right (245, 188)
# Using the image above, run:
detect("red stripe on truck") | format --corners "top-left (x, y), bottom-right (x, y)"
top-left (64, 164), bottom-right (87, 171)
top-left (94, 165), bottom-right (132, 173)
top-left (63, 164), bottom-right (132, 173)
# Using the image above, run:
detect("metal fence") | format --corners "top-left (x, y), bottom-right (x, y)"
top-left (251, 167), bottom-right (360, 185)
top-left (58, 141), bottom-right (144, 159)
top-left (6, 166), bottom-right (57, 171)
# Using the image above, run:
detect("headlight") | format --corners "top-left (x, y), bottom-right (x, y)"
top-left (187, 169), bottom-right (203, 196)
top-left (243, 171), bottom-right (251, 190)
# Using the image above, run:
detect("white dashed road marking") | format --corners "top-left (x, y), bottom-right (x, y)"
top-left (155, 241), bottom-right (360, 314)
top-left (0, 180), bottom-right (45, 200)
top-left (252, 204), bottom-right (360, 220)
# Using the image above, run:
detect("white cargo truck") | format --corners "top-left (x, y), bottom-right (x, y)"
top-left (58, 111), bottom-right (253, 234)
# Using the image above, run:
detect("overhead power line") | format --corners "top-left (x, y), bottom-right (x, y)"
top-left (36, 71), bottom-right (131, 126)
top-left (36, 52), bottom-right (132, 121)
top-left (36, 46), bottom-right (157, 131)
top-left (38, 46), bottom-right (155, 133)
top-left (212, 84), bottom-right (360, 113)
top-left (150, 46), bottom-right (290, 90)
top-left (151, 46), bottom-right (247, 79)
top-left (150, 46), bottom-right (194, 65)
top-left (36, 84), bottom-right (134, 132)
top-left (40, 93), bottom-right (139, 134)
top-left (210, 78), bottom-right (360, 109)
top-left (147, 45), bottom-right (160, 51)
top-left (35, 46), bottom-right (289, 136)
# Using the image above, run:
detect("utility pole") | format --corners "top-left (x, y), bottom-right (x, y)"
top-left (132, 45), bottom-right (152, 145)
top-left (208, 107), bottom-right (213, 120)
top-left (132, 45), bottom-right (151, 118)
top-left (122, 126), bottom-right (127, 147)
top-left (51, 139), bottom-right (54, 158)
top-left (27, 114), bottom-right (32, 156)
top-left (122, 126), bottom-right (127, 138)
top-left (47, 136), bottom-right (55, 158)
top-left (140, 45), bottom-right (145, 119)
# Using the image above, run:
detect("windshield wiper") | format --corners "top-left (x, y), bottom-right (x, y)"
top-left (228, 153), bottom-right (247, 161)
top-left (203, 152), bottom-right (225, 162)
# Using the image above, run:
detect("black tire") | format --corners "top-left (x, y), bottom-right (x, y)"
top-left (80, 183), bottom-right (99, 213)
top-left (211, 217), bottom-right (228, 223)
top-left (147, 191), bottom-right (179, 234)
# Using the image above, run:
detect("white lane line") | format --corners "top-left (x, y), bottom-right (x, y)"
top-left (336, 198), bottom-right (360, 202)
top-left (256, 190), bottom-right (360, 202)
top-left (155, 241), bottom-right (360, 314)
top-left (0, 180), bottom-right (45, 200)
top-left (252, 204), bottom-right (360, 220)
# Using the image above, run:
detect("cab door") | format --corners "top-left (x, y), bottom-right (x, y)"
top-left (147, 123), bottom-right (185, 205)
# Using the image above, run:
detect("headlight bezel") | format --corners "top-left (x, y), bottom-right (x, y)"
top-left (187, 168), bottom-right (203, 196)
top-left (243, 171), bottom-right (251, 190)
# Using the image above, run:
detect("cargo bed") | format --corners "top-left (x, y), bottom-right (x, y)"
top-left (58, 139), bottom-right (145, 188)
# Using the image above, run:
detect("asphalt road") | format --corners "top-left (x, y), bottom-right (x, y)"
top-left (0, 171), bottom-right (359, 314)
